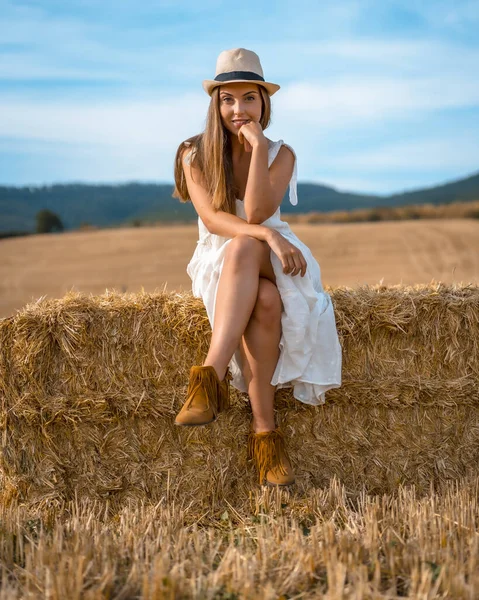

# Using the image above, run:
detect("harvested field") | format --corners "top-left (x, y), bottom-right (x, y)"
top-left (1, 218), bottom-right (478, 319)
top-left (1, 240), bottom-right (479, 596)
top-left (284, 198), bottom-right (479, 224)
top-left (0, 475), bottom-right (478, 598)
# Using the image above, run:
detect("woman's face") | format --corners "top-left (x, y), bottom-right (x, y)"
top-left (218, 82), bottom-right (263, 136)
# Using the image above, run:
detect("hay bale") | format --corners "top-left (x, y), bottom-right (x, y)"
top-left (1, 283), bottom-right (478, 510)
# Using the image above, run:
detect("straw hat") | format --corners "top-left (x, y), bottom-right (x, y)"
top-left (202, 48), bottom-right (280, 97)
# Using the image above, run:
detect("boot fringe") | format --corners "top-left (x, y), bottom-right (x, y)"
top-left (247, 427), bottom-right (289, 484)
top-left (220, 368), bottom-right (233, 412)
top-left (185, 366), bottom-right (232, 417)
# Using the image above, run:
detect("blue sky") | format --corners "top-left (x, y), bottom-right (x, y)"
top-left (1, 0), bottom-right (478, 195)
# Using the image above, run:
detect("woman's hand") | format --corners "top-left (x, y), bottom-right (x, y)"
top-left (238, 120), bottom-right (267, 152)
top-left (267, 230), bottom-right (307, 277)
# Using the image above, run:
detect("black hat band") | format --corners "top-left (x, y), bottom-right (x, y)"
top-left (214, 71), bottom-right (265, 82)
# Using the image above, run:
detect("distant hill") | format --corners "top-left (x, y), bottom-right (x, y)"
top-left (1, 170), bottom-right (478, 234)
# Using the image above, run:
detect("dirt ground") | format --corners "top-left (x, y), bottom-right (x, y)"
top-left (1, 218), bottom-right (478, 319)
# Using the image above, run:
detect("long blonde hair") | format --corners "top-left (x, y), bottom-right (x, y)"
top-left (172, 84), bottom-right (272, 215)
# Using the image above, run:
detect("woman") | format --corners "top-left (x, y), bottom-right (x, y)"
top-left (172, 48), bottom-right (342, 487)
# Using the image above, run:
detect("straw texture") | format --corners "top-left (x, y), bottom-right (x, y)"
top-left (1, 282), bottom-right (478, 510)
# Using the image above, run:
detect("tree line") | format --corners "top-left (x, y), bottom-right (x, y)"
top-left (0, 210), bottom-right (64, 239)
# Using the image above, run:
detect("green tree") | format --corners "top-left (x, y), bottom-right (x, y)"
top-left (35, 209), bottom-right (64, 234)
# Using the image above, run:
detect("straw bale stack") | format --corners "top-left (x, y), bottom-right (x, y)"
top-left (1, 283), bottom-right (478, 511)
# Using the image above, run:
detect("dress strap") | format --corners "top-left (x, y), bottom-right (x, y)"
top-left (270, 140), bottom-right (298, 206)
top-left (282, 142), bottom-right (298, 206)
top-left (182, 142), bottom-right (195, 166)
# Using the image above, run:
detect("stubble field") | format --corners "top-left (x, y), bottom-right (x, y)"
top-left (1, 217), bottom-right (479, 598)
top-left (1, 218), bottom-right (478, 318)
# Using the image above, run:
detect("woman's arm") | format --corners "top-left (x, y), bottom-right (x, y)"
top-left (181, 148), bottom-right (308, 277)
top-left (242, 140), bottom-right (270, 224)
top-left (181, 150), bottom-right (273, 243)
top-left (236, 121), bottom-right (295, 224)
top-left (242, 139), bottom-right (295, 224)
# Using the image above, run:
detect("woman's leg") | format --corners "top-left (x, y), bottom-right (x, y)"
top-left (203, 234), bottom-right (276, 381)
top-left (239, 278), bottom-right (282, 433)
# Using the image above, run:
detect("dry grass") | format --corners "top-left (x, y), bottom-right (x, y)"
top-left (1, 475), bottom-right (478, 598)
top-left (1, 218), bottom-right (479, 320)
top-left (283, 199), bottom-right (479, 224)
top-left (1, 283), bottom-right (479, 597)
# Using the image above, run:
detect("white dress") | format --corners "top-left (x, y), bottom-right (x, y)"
top-left (185, 138), bottom-right (342, 406)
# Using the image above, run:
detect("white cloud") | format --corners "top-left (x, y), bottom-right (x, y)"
top-left (323, 135), bottom-right (479, 171)
top-left (274, 74), bottom-right (479, 131)
top-left (0, 92), bottom-right (211, 183)
top-left (307, 38), bottom-right (479, 74)
top-left (0, 93), bottom-right (209, 147)
top-left (2, 58), bottom-right (477, 147)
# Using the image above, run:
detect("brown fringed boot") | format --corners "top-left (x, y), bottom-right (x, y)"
top-left (174, 365), bottom-right (232, 426)
top-left (247, 422), bottom-right (296, 486)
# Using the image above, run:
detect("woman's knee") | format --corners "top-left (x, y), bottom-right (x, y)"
top-left (224, 234), bottom-right (265, 267)
top-left (252, 278), bottom-right (283, 325)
